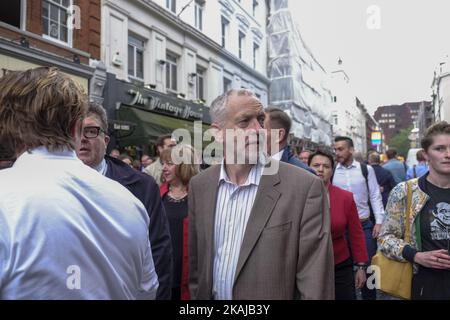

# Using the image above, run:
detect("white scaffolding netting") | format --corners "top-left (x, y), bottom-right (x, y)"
top-left (268, 0), bottom-right (333, 146)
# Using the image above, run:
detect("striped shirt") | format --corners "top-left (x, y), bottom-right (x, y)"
top-left (212, 163), bottom-right (264, 300)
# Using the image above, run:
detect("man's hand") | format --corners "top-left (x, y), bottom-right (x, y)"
top-left (414, 249), bottom-right (450, 269)
top-left (372, 224), bottom-right (382, 238)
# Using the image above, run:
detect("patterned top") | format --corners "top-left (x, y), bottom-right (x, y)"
top-left (378, 177), bottom-right (429, 273)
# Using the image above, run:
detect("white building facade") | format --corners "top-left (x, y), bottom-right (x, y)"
top-left (101, 0), bottom-right (269, 107)
top-left (329, 68), bottom-right (367, 154)
top-left (432, 57), bottom-right (450, 122)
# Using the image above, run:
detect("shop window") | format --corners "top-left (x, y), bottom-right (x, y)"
top-left (166, 52), bottom-right (178, 93)
top-left (42, 0), bottom-right (72, 45)
top-left (128, 34), bottom-right (145, 81)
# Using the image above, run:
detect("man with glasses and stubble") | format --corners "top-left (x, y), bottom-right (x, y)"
top-left (76, 103), bottom-right (173, 300)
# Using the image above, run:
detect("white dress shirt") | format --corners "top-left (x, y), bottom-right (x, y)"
top-left (212, 163), bottom-right (264, 300)
top-left (0, 147), bottom-right (158, 299)
top-left (271, 149), bottom-right (284, 161)
top-left (332, 159), bottom-right (385, 224)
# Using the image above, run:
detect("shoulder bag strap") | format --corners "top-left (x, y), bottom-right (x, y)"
top-left (404, 181), bottom-right (413, 243)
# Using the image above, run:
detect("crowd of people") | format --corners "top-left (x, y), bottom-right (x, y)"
top-left (0, 67), bottom-right (449, 300)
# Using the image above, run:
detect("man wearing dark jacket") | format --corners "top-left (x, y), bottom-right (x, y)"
top-left (76, 103), bottom-right (173, 300)
top-left (368, 152), bottom-right (396, 208)
top-left (264, 107), bottom-right (316, 174)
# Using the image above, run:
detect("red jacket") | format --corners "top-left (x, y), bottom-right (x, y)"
top-left (328, 184), bottom-right (368, 265)
top-left (160, 183), bottom-right (190, 300)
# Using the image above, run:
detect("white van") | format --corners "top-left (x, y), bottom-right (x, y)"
top-left (406, 148), bottom-right (422, 168)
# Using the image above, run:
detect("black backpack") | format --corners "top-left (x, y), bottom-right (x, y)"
top-left (360, 163), bottom-right (375, 223)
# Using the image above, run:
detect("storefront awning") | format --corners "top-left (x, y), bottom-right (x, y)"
top-left (116, 104), bottom-right (211, 147)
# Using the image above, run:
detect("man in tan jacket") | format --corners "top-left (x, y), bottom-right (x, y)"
top-left (188, 89), bottom-right (334, 300)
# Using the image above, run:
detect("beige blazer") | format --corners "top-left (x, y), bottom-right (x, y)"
top-left (188, 160), bottom-right (335, 300)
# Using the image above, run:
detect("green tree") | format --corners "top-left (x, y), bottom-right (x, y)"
top-left (388, 125), bottom-right (413, 157)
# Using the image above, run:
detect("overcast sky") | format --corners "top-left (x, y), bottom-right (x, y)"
top-left (289, 0), bottom-right (450, 114)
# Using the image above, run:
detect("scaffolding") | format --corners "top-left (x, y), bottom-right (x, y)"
top-left (267, 0), bottom-right (333, 146)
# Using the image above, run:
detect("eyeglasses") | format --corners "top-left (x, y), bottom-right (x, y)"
top-left (83, 126), bottom-right (106, 139)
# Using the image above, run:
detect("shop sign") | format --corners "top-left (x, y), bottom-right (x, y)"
top-left (127, 89), bottom-right (203, 121)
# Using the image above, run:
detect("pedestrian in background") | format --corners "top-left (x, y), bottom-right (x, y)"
top-left (160, 144), bottom-right (199, 300)
top-left (383, 148), bottom-right (407, 184)
top-left (406, 150), bottom-right (429, 179)
top-left (333, 136), bottom-right (385, 300)
top-left (309, 149), bottom-right (368, 300)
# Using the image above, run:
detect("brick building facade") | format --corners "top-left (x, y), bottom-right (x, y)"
top-left (0, 0), bottom-right (104, 101)
top-left (373, 101), bottom-right (431, 147)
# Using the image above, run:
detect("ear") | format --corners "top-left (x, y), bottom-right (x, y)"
top-left (278, 128), bottom-right (286, 144)
top-left (104, 134), bottom-right (110, 147)
top-left (71, 119), bottom-right (82, 141)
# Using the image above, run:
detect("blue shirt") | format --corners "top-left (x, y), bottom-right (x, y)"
top-left (382, 159), bottom-right (407, 184)
top-left (406, 162), bottom-right (429, 180)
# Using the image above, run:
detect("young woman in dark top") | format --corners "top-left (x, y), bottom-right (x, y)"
top-left (159, 144), bottom-right (199, 300)
top-left (379, 121), bottom-right (450, 299)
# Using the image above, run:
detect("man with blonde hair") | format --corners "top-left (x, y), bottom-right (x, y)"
top-left (0, 67), bottom-right (158, 299)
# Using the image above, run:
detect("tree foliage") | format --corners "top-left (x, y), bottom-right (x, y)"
top-left (388, 124), bottom-right (413, 157)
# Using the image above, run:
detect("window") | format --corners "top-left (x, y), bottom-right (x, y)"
top-left (194, 0), bottom-right (204, 31)
top-left (196, 67), bottom-right (205, 101)
top-left (221, 17), bottom-right (229, 48)
top-left (238, 31), bottom-right (245, 59)
top-left (166, 53), bottom-right (178, 92)
top-left (253, 42), bottom-right (259, 69)
top-left (332, 114), bottom-right (338, 125)
top-left (389, 125), bottom-right (395, 129)
top-left (223, 77), bottom-right (232, 94)
top-left (252, 0), bottom-right (258, 17)
top-left (166, 0), bottom-right (176, 13)
top-left (128, 34), bottom-right (144, 80)
top-left (0, 0), bottom-right (22, 28)
top-left (42, 0), bottom-right (71, 44)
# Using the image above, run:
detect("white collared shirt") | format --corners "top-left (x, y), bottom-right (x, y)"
top-left (94, 158), bottom-right (108, 175)
top-left (212, 162), bottom-right (264, 300)
top-left (332, 159), bottom-right (385, 224)
top-left (271, 149), bottom-right (284, 161)
top-left (0, 147), bottom-right (158, 299)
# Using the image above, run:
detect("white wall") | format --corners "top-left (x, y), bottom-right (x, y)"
top-left (330, 70), bottom-right (366, 153)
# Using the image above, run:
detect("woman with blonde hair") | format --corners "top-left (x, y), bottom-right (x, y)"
top-left (159, 144), bottom-right (199, 300)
